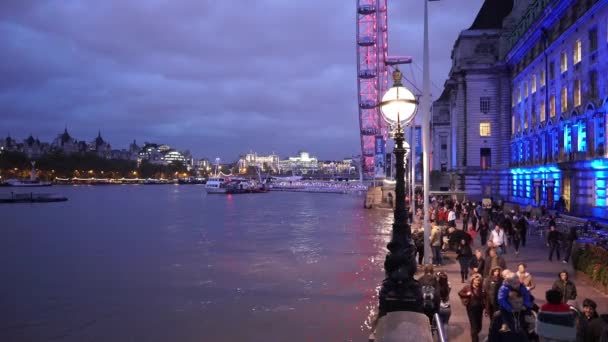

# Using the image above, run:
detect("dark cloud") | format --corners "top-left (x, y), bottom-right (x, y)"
top-left (0, 0), bottom-right (484, 160)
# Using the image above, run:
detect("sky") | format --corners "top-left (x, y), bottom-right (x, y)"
top-left (0, 0), bottom-right (485, 161)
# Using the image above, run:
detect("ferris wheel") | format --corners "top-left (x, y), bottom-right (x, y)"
top-left (356, 0), bottom-right (389, 179)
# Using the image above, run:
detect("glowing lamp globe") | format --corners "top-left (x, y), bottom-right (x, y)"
top-left (380, 85), bottom-right (417, 126)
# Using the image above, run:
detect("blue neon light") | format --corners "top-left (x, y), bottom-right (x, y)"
top-left (578, 124), bottom-right (587, 152)
top-left (597, 199), bottom-right (607, 207)
top-left (597, 180), bottom-right (607, 188)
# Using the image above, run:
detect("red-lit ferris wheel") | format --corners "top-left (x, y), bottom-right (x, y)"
top-left (356, 0), bottom-right (389, 179)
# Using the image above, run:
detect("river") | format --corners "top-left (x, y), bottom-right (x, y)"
top-left (0, 185), bottom-right (392, 342)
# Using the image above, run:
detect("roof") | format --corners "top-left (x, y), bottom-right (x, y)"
top-left (469, 0), bottom-right (514, 30)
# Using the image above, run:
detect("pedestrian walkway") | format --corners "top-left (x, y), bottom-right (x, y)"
top-left (422, 218), bottom-right (608, 342)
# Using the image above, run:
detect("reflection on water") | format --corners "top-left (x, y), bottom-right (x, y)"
top-left (0, 186), bottom-right (392, 341)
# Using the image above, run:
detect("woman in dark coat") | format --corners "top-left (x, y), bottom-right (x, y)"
top-left (456, 238), bottom-right (473, 283)
top-left (458, 273), bottom-right (486, 342)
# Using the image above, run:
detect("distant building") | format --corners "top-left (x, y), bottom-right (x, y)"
top-left (279, 151), bottom-right (318, 174)
top-left (22, 135), bottom-right (49, 159)
top-left (242, 152), bottom-right (280, 172)
top-left (51, 128), bottom-right (84, 155)
top-left (318, 159), bottom-right (356, 174)
top-left (432, 0), bottom-right (522, 198)
top-left (138, 142), bottom-right (188, 165)
top-left (89, 131), bottom-right (112, 159)
top-left (0, 135), bottom-right (18, 153)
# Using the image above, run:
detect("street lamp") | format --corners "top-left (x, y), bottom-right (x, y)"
top-left (377, 68), bottom-right (423, 314)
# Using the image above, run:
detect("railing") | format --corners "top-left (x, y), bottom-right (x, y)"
top-left (433, 313), bottom-right (447, 342)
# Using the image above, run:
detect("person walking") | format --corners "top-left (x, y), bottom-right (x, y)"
top-left (413, 227), bottom-right (425, 266)
top-left (520, 215), bottom-right (528, 247)
top-left (515, 263), bottom-right (535, 293)
top-left (547, 225), bottom-right (561, 262)
top-left (478, 217), bottom-right (490, 246)
top-left (483, 247), bottom-right (507, 278)
top-left (489, 288), bottom-right (534, 341)
top-left (563, 226), bottom-right (578, 264)
top-left (462, 205), bottom-right (469, 231)
top-left (437, 271), bottom-right (451, 340)
top-left (552, 270), bottom-right (577, 304)
top-left (513, 215), bottom-right (526, 255)
top-left (490, 225), bottom-right (507, 256)
top-left (447, 207), bottom-right (456, 228)
top-left (458, 273), bottom-right (486, 342)
top-left (456, 238), bottom-right (473, 283)
top-left (469, 249), bottom-right (485, 276)
top-left (483, 266), bottom-right (503, 319)
top-left (430, 223), bottom-right (443, 266)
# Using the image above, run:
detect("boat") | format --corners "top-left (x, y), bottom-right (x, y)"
top-left (4, 179), bottom-right (53, 187)
top-left (204, 177), bottom-right (230, 194)
top-left (0, 192), bottom-right (67, 203)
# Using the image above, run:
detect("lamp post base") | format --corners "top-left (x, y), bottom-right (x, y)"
top-left (378, 236), bottom-right (423, 315)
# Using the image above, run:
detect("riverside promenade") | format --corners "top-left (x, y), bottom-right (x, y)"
top-left (420, 218), bottom-right (608, 342)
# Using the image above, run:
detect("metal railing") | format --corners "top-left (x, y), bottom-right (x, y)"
top-left (432, 313), bottom-right (447, 342)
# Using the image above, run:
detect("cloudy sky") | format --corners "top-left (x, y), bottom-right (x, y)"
top-left (0, 0), bottom-right (485, 160)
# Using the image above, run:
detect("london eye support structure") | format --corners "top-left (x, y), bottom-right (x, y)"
top-left (356, 0), bottom-right (390, 180)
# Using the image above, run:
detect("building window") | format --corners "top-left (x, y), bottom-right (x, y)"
top-left (589, 28), bottom-right (598, 52)
top-left (480, 97), bottom-right (491, 113)
top-left (549, 61), bottom-right (555, 80)
top-left (531, 75), bottom-right (537, 93)
top-left (560, 52), bottom-right (568, 73)
top-left (550, 95), bottom-right (556, 118)
top-left (518, 88), bottom-right (522, 103)
top-left (540, 69), bottom-right (546, 86)
top-left (524, 111), bottom-right (529, 130)
top-left (540, 101), bottom-right (546, 122)
top-left (512, 114), bottom-right (516, 135)
top-left (512, 90), bottom-right (515, 107)
top-left (480, 148), bottom-right (491, 170)
top-left (480, 122), bottom-right (491, 137)
top-left (573, 40), bottom-right (582, 65)
top-left (590, 70), bottom-right (598, 99)
top-left (561, 86), bottom-right (568, 112)
top-left (524, 82), bottom-right (529, 98)
top-left (574, 80), bottom-right (581, 107)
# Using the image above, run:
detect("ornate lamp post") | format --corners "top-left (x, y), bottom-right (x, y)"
top-left (377, 68), bottom-right (423, 314)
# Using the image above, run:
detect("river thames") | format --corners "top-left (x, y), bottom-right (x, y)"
top-left (0, 185), bottom-right (392, 341)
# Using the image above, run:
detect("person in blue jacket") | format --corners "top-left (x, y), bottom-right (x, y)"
top-left (498, 271), bottom-right (533, 311)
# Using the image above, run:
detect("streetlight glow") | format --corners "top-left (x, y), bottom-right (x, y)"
top-left (380, 69), bottom-right (417, 126)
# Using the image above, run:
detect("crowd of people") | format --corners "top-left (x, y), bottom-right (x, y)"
top-left (406, 197), bottom-right (608, 342)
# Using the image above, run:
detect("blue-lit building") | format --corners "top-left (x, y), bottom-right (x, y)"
top-left (505, 0), bottom-right (608, 217)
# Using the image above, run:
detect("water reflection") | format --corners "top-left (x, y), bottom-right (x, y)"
top-left (0, 187), bottom-right (391, 341)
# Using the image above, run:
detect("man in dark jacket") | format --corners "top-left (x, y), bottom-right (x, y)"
top-left (587, 313), bottom-right (608, 342)
top-left (547, 225), bottom-right (561, 262)
top-left (483, 248), bottom-right (507, 278)
top-left (552, 270), bottom-right (577, 304)
top-left (563, 226), bottom-right (578, 263)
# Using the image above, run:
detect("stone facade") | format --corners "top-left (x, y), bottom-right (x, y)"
top-left (432, 0), bottom-right (515, 200)
top-left (433, 0), bottom-right (608, 216)
top-left (506, 0), bottom-right (608, 217)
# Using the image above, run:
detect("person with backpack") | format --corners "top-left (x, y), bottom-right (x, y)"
top-left (418, 265), bottom-right (440, 320)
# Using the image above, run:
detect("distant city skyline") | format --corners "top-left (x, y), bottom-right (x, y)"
top-left (0, 0), bottom-right (484, 159)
